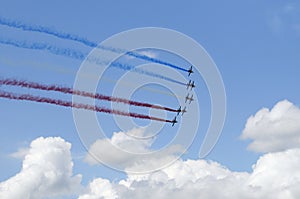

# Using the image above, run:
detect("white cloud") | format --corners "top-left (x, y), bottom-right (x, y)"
top-left (84, 128), bottom-right (153, 166)
top-left (0, 137), bottom-right (82, 199)
top-left (248, 148), bottom-right (300, 198)
top-left (79, 158), bottom-right (248, 199)
top-left (84, 128), bottom-right (184, 172)
top-left (4, 100), bottom-right (300, 199)
top-left (79, 148), bottom-right (300, 199)
top-left (79, 100), bottom-right (300, 198)
top-left (5, 135), bottom-right (300, 199)
top-left (78, 178), bottom-right (117, 199)
top-left (9, 147), bottom-right (29, 159)
top-left (241, 100), bottom-right (300, 153)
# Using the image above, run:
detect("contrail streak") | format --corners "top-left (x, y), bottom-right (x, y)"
top-left (0, 90), bottom-right (173, 123)
top-left (0, 78), bottom-right (178, 112)
top-left (0, 37), bottom-right (186, 86)
top-left (0, 17), bottom-right (188, 72)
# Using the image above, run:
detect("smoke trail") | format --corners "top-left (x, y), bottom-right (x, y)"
top-left (0, 17), bottom-right (188, 72)
top-left (0, 37), bottom-right (86, 60)
top-left (126, 52), bottom-right (188, 72)
top-left (0, 78), bottom-right (178, 112)
top-left (0, 17), bottom-right (98, 47)
top-left (0, 57), bottom-right (181, 97)
top-left (110, 62), bottom-right (186, 86)
top-left (0, 90), bottom-right (173, 123)
top-left (0, 37), bottom-right (186, 86)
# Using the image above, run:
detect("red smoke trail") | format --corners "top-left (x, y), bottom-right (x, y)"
top-left (0, 90), bottom-right (173, 123)
top-left (0, 78), bottom-right (178, 112)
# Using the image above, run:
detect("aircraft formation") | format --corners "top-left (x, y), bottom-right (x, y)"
top-left (0, 17), bottom-right (198, 127)
top-left (171, 66), bottom-right (195, 126)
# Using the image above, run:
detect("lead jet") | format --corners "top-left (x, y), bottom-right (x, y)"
top-left (176, 106), bottom-right (187, 116)
top-left (188, 66), bottom-right (194, 76)
top-left (171, 116), bottom-right (178, 126)
top-left (186, 80), bottom-right (195, 90)
top-left (185, 94), bottom-right (194, 104)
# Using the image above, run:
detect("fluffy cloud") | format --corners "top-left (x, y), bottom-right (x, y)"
top-left (79, 148), bottom-right (300, 199)
top-left (78, 178), bottom-right (117, 199)
top-left (84, 128), bottom-right (154, 168)
top-left (0, 137), bottom-right (82, 199)
top-left (248, 148), bottom-right (300, 198)
top-left (241, 100), bottom-right (300, 153)
top-left (3, 100), bottom-right (300, 199)
top-left (79, 159), bottom-right (248, 199)
top-left (84, 128), bottom-right (184, 172)
top-left (9, 145), bottom-right (300, 199)
top-left (79, 100), bottom-right (300, 199)
top-left (85, 128), bottom-right (153, 165)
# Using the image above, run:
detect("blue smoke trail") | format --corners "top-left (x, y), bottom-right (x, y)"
top-left (126, 52), bottom-right (188, 72)
top-left (112, 62), bottom-right (186, 85)
top-left (0, 37), bottom-right (87, 60)
top-left (0, 17), bottom-right (98, 48)
top-left (0, 37), bottom-right (186, 86)
top-left (0, 17), bottom-right (188, 72)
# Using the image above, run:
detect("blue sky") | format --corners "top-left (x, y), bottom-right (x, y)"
top-left (0, 1), bottom-right (300, 198)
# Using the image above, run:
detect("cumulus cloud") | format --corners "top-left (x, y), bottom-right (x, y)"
top-left (4, 100), bottom-right (300, 199)
top-left (79, 100), bottom-right (300, 199)
top-left (84, 128), bottom-right (184, 172)
top-left (78, 178), bottom-right (117, 199)
top-left (241, 100), bottom-right (300, 153)
top-left (84, 128), bottom-right (153, 166)
top-left (79, 148), bottom-right (300, 199)
top-left (79, 158), bottom-right (248, 199)
top-left (5, 135), bottom-right (300, 199)
top-left (0, 137), bottom-right (82, 199)
top-left (248, 148), bottom-right (300, 198)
